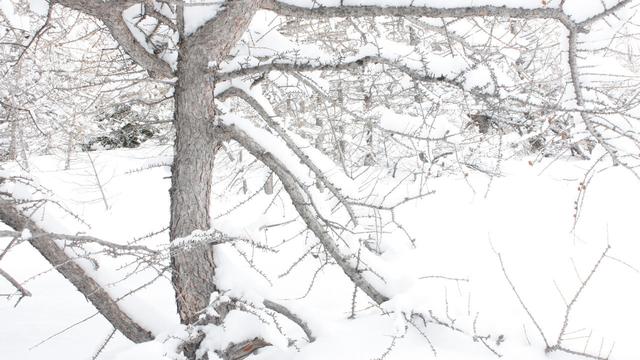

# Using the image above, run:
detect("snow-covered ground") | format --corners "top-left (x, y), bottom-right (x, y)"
top-left (1, 146), bottom-right (639, 360)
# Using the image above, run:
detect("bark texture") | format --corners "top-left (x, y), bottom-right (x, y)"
top-left (170, 0), bottom-right (262, 326)
top-left (170, 55), bottom-right (219, 325)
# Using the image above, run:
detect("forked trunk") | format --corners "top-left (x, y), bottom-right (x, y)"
top-left (169, 0), bottom-right (262, 327)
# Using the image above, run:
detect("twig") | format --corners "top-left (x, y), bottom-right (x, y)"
top-left (263, 299), bottom-right (315, 342)
top-left (0, 267), bottom-right (31, 303)
top-left (496, 252), bottom-right (550, 348)
top-left (91, 327), bottom-right (116, 360)
top-left (547, 245), bottom-right (611, 359)
top-left (85, 152), bottom-right (109, 210)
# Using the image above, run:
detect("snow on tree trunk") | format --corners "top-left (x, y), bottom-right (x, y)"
top-left (170, 54), bottom-right (219, 326)
top-left (169, 0), bottom-right (262, 327)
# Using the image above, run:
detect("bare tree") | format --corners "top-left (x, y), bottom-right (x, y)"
top-left (1, 1), bottom-right (639, 359)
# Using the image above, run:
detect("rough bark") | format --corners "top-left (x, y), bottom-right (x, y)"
top-left (170, 53), bottom-right (219, 325)
top-left (261, 1), bottom-right (575, 28)
top-left (51, 0), bottom-right (263, 348)
top-left (186, 0), bottom-right (262, 64)
top-left (0, 198), bottom-right (153, 343)
top-left (170, 0), bottom-right (262, 326)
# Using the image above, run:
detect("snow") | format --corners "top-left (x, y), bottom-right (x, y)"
top-left (199, 309), bottom-right (290, 355)
top-left (1, 146), bottom-right (638, 360)
top-left (463, 64), bottom-right (494, 91)
top-left (123, 5), bottom-right (157, 55)
top-left (562, 0), bottom-right (628, 22)
top-left (2, 0), bottom-right (640, 359)
top-left (107, 328), bottom-right (186, 360)
top-left (1, 0), bottom-right (28, 29)
top-left (20, 228), bottom-right (31, 240)
top-left (183, 1), bottom-right (224, 35)
top-left (29, 0), bottom-right (48, 16)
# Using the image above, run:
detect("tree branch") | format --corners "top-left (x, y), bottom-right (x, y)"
top-left (567, 29), bottom-right (621, 165)
top-left (261, 1), bottom-right (575, 28)
top-left (578, 0), bottom-right (634, 26)
top-left (218, 122), bottom-right (389, 305)
top-left (218, 86), bottom-right (359, 226)
top-left (0, 198), bottom-right (153, 343)
top-left (53, 0), bottom-right (173, 78)
top-left (186, 0), bottom-right (262, 66)
top-left (263, 299), bottom-right (315, 342)
top-left (497, 252), bottom-right (550, 348)
top-left (143, 1), bottom-right (178, 32)
top-left (218, 55), bottom-right (462, 89)
top-left (0, 267), bottom-right (31, 301)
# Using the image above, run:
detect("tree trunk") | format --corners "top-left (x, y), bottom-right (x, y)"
top-left (170, 51), bottom-right (219, 326)
top-left (169, 0), bottom-right (262, 327)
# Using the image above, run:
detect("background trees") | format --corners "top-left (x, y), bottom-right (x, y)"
top-left (1, 1), bottom-right (639, 359)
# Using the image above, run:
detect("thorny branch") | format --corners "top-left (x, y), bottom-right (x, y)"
top-left (498, 245), bottom-right (616, 360)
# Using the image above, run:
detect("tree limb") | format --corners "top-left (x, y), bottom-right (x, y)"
top-left (567, 29), bottom-right (621, 165)
top-left (578, 0), bottom-right (634, 26)
top-left (143, 1), bottom-right (178, 32)
top-left (218, 86), bottom-right (359, 226)
top-left (218, 55), bottom-right (463, 90)
top-left (218, 122), bottom-right (389, 305)
top-left (186, 0), bottom-right (262, 66)
top-left (53, 0), bottom-right (173, 78)
top-left (261, 1), bottom-right (575, 28)
top-left (0, 198), bottom-right (154, 343)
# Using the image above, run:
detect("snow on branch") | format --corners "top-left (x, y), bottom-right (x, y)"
top-left (262, 0), bottom-right (574, 28)
top-left (217, 85), bottom-right (359, 226)
top-left (263, 299), bottom-right (315, 343)
top-left (184, 0), bottom-right (261, 66)
top-left (171, 228), bottom-right (268, 251)
top-left (218, 54), bottom-right (467, 90)
top-left (218, 120), bottom-right (390, 305)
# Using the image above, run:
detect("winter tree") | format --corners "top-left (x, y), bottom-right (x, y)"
top-left (1, 0), bottom-right (639, 359)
